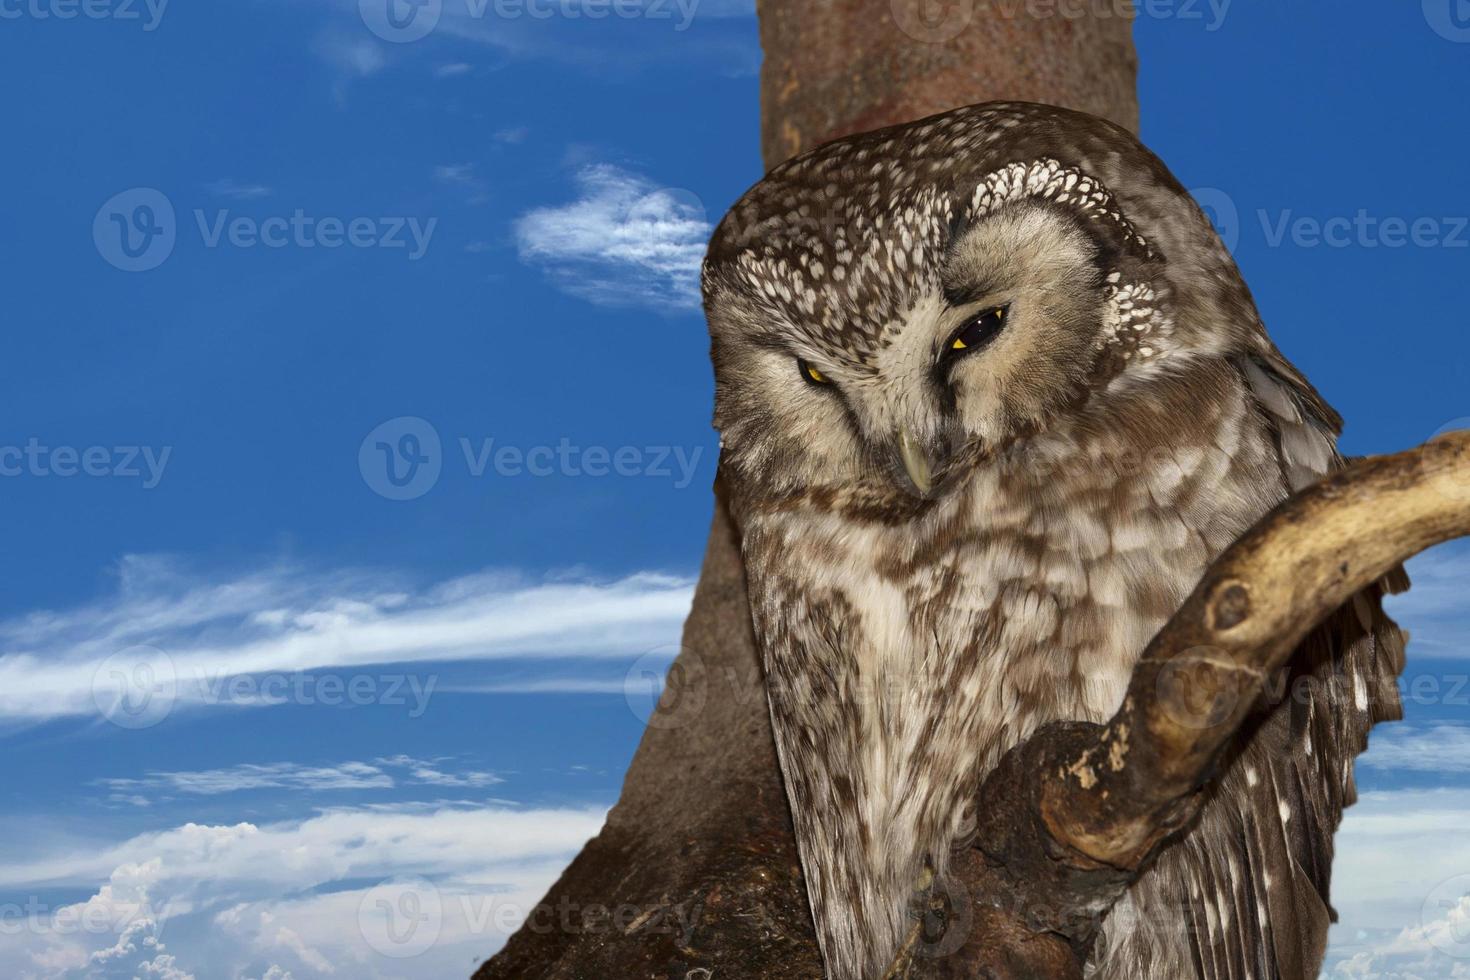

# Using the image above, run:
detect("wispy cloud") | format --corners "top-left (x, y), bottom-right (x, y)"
top-left (1362, 724), bottom-right (1470, 774)
top-left (100, 761), bottom-right (393, 799)
top-left (1389, 543), bottom-right (1470, 659)
top-left (434, 163), bottom-right (490, 203)
top-left (291, 0), bottom-right (759, 79)
top-left (514, 164), bottom-right (710, 311)
top-left (310, 30), bottom-right (388, 104)
top-left (0, 556), bottom-right (693, 727)
top-left (0, 803), bottom-right (605, 980)
top-left (93, 756), bottom-right (502, 804)
top-left (376, 755), bottom-right (504, 789)
top-left (312, 32), bottom-right (386, 77)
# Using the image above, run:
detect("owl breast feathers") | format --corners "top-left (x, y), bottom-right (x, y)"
top-left (701, 102), bottom-right (1406, 980)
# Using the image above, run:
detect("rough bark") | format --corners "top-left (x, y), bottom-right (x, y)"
top-left (758, 0), bottom-right (1139, 166)
top-left (476, 4), bottom-right (1138, 978)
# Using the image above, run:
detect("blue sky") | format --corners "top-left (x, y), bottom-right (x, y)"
top-left (0, 2), bottom-right (1467, 978)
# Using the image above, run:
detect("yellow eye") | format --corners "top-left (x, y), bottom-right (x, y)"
top-left (798, 358), bottom-right (831, 386)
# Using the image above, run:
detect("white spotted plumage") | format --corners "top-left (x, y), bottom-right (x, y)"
top-left (702, 102), bottom-right (1406, 980)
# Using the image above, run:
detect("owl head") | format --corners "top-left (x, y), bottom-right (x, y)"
top-left (702, 102), bottom-right (1287, 519)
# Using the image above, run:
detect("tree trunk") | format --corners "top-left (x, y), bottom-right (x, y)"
top-left (474, 5), bottom-right (1138, 977)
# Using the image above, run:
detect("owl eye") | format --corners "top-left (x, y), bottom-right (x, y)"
top-left (797, 358), bottom-right (832, 386)
top-left (946, 306), bottom-right (1008, 357)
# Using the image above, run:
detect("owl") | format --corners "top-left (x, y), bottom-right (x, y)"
top-left (700, 102), bottom-right (1406, 980)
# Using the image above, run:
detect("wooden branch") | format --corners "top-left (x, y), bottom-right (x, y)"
top-left (894, 430), bottom-right (1470, 979)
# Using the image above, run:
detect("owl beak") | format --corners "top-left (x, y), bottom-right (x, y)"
top-left (897, 426), bottom-right (934, 496)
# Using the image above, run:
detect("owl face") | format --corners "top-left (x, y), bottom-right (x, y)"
top-left (708, 200), bottom-right (1110, 507)
top-left (702, 103), bottom-right (1253, 520)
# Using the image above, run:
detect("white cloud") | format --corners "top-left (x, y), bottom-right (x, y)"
top-left (289, 0), bottom-right (759, 78)
top-left (433, 163), bottom-right (477, 184)
top-left (514, 164), bottom-right (710, 310)
top-left (311, 32), bottom-right (386, 78)
top-left (1389, 544), bottom-right (1470, 659)
top-left (99, 761), bottom-right (393, 800)
top-left (0, 556), bottom-right (693, 727)
top-left (434, 163), bottom-right (490, 203)
top-left (0, 804), bottom-right (604, 980)
top-left (1325, 788), bottom-right (1470, 977)
top-left (92, 757), bottom-right (502, 804)
top-left (1362, 725), bottom-right (1470, 774)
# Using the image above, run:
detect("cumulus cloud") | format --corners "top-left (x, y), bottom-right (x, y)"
top-left (0, 804), bottom-right (604, 980)
top-left (1325, 788), bottom-right (1470, 977)
top-left (514, 164), bottom-right (710, 310)
top-left (0, 556), bottom-right (692, 727)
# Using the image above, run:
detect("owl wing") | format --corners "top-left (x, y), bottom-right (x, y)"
top-left (1091, 354), bottom-right (1409, 980)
